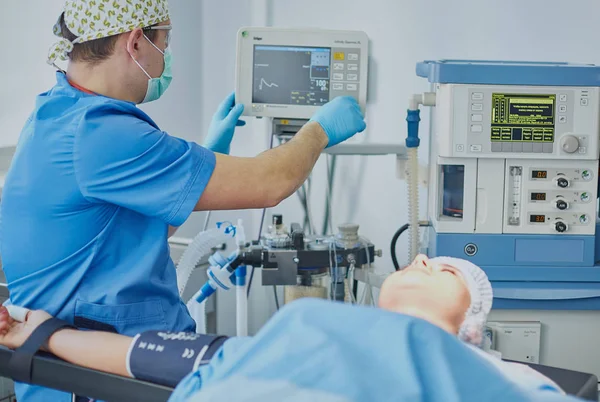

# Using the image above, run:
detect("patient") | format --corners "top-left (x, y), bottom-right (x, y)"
top-left (380, 255), bottom-right (492, 346)
top-left (0, 256), bottom-right (579, 402)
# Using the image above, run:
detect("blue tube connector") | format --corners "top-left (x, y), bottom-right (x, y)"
top-left (236, 266), bottom-right (247, 287)
top-left (196, 281), bottom-right (216, 304)
top-left (406, 109), bottom-right (421, 148)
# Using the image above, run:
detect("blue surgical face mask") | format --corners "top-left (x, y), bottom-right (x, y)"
top-left (131, 35), bottom-right (172, 104)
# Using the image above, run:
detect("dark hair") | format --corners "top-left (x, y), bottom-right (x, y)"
top-left (59, 13), bottom-right (158, 64)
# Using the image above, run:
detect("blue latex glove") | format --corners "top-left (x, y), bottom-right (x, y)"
top-left (204, 92), bottom-right (246, 154)
top-left (309, 96), bottom-right (366, 148)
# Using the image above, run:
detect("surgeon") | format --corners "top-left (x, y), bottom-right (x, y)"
top-left (0, 256), bottom-right (575, 402)
top-left (0, 0), bottom-right (366, 400)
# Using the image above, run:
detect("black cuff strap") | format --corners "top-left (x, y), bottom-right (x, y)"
top-left (8, 318), bottom-right (76, 384)
top-left (204, 336), bottom-right (228, 364)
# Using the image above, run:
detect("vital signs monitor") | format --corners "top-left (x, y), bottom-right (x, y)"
top-left (235, 27), bottom-right (369, 119)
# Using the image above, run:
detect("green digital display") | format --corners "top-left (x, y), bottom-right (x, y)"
top-left (491, 94), bottom-right (556, 143)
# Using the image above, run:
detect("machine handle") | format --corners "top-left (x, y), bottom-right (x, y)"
top-left (475, 188), bottom-right (488, 226)
top-left (494, 288), bottom-right (600, 301)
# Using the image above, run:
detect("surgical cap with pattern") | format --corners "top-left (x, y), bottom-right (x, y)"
top-left (48, 0), bottom-right (170, 65)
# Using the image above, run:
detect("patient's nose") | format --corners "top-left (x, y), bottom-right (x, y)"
top-left (411, 254), bottom-right (432, 272)
top-left (414, 254), bottom-right (429, 267)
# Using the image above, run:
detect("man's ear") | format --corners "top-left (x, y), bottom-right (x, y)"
top-left (125, 28), bottom-right (145, 56)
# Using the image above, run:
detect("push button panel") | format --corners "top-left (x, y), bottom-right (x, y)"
top-left (329, 48), bottom-right (362, 99)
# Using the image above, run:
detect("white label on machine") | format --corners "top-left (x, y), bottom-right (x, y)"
top-left (487, 321), bottom-right (541, 364)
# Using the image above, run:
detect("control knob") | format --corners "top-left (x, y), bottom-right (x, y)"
top-left (555, 177), bottom-right (570, 188)
top-left (554, 197), bottom-right (569, 210)
top-left (560, 135), bottom-right (580, 154)
top-left (554, 220), bottom-right (568, 233)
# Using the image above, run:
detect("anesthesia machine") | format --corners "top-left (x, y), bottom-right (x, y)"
top-left (414, 60), bottom-right (600, 309)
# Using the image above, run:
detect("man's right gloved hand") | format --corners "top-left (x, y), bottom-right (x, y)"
top-left (204, 92), bottom-right (246, 155)
top-left (309, 96), bottom-right (366, 148)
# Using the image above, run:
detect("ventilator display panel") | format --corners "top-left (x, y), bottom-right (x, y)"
top-left (491, 94), bottom-right (556, 143)
top-left (252, 46), bottom-right (331, 106)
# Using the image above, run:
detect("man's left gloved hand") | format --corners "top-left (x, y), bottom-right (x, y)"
top-left (203, 92), bottom-right (246, 154)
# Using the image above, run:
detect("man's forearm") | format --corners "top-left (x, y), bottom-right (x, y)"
top-left (48, 329), bottom-right (133, 377)
top-left (257, 121), bottom-right (328, 203)
top-left (195, 122), bottom-right (328, 211)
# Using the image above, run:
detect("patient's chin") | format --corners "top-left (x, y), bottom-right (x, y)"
top-left (386, 285), bottom-right (432, 307)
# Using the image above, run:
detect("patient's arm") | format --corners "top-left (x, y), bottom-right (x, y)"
top-left (47, 327), bottom-right (132, 377)
top-left (0, 307), bottom-right (132, 378)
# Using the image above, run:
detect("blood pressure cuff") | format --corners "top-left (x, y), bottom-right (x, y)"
top-left (127, 331), bottom-right (228, 388)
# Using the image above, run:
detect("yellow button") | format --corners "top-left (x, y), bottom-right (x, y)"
top-left (334, 52), bottom-right (345, 61)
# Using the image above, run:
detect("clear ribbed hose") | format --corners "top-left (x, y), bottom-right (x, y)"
top-left (407, 148), bottom-right (420, 262)
top-left (176, 228), bottom-right (231, 297)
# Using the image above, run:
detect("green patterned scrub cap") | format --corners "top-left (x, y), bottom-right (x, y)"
top-left (49, 0), bottom-right (170, 65)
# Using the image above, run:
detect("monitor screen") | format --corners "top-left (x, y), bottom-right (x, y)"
top-left (252, 45), bottom-right (331, 106)
top-left (491, 94), bottom-right (556, 143)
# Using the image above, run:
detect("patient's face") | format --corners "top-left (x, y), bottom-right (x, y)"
top-left (379, 255), bottom-right (471, 334)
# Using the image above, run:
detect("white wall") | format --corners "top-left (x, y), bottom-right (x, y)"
top-left (1, 1), bottom-right (65, 146)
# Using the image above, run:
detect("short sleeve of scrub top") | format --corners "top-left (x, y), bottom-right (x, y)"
top-left (74, 102), bottom-right (216, 227)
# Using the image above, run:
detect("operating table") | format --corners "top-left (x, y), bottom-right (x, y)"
top-left (0, 345), bottom-right (597, 402)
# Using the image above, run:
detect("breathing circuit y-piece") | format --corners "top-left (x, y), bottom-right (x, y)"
top-left (195, 251), bottom-right (243, 304)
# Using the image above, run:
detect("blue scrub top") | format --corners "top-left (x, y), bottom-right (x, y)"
top-left (0, 72), bottom-right (216, 401)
